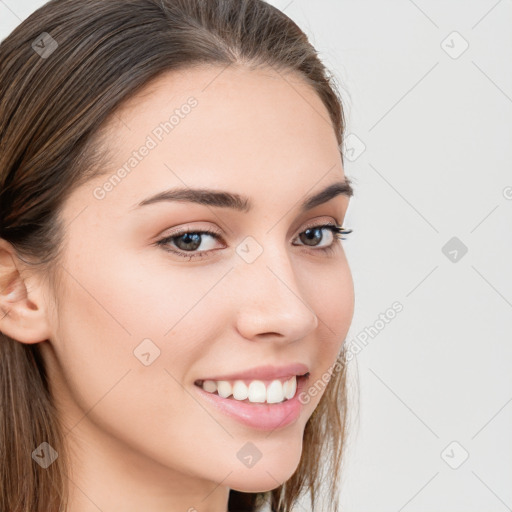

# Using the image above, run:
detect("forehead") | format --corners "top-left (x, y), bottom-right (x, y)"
top-left (100, 63), bottom-right (340, 162)
top-left (71, 64), bottom-right (346, 220)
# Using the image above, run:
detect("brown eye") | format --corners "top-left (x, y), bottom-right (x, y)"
top-left (155, 224), bottom-right (352, 261)
top-left (173, 232), bottom-right (202, 251)
top-left (156, 228), bottom-right (223, 259)
top-left (299, 226), bottom-right (327, 247)
top-left (294, 224), bottom-right (352, 249)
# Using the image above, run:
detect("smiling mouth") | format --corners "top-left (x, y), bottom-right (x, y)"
top-left (194, 373), bottom-right (310, 405)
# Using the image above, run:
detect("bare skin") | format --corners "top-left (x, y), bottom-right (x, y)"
top-left (0, 64), bottom-right (354, 512)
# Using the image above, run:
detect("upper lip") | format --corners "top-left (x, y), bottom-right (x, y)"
top-left (198, 363), bottom-right (310, 382)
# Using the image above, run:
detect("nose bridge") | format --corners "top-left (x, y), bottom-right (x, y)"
top-left (233, 238), bottom-right (318, 341)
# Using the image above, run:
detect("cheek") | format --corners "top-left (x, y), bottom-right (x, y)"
top-left (304, 255), bottom-right (354, 336)
top-left (51, 264), bottom-right (229, 475)
top-left (303, 259), bottom-right (354, 378)
top-left (52, 247), bottom-right (229, 414)
top-left (53, 252), bottom-right (214, 391)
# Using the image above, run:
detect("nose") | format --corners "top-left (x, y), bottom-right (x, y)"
top-left (233, 243), bottom-right (319, 343)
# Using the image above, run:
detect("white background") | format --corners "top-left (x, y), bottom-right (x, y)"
top-left (1, 1), bottom-right (511, 510)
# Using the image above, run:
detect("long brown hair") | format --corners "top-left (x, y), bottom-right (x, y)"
top-left (0, 1), bottom-right (351, 510)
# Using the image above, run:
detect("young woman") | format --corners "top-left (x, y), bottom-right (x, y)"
top-left (0, 1), bottom-right (355, 511)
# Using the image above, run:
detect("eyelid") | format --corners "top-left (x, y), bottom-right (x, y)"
top-left (161, 223), bottom-right (223, 239)
top-left (158, 216), bottom-right (343, 240)
top-left (298, 217), bottom-right (343, 232)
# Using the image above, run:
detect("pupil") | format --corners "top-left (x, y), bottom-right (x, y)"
top-left (179, 233), bottom-right (201, 250)
top-left (302, 228), bottom-right (321, 246)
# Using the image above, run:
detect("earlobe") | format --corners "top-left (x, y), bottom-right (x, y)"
top-left (0, 239), bottom-right (52, 344)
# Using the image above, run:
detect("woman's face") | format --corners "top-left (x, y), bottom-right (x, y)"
top-left (40, 65), bottom-right (354, 505)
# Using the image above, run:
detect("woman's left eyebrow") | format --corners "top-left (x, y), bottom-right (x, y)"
top-left (131, 178), bottom-right (353, 214)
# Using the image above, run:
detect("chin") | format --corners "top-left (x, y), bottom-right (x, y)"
top-left (226, 456), bottom-right (302, 494)
top-left (228, 476), bottom-right (287, 494)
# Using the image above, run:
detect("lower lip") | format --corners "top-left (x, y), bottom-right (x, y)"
top-left (193, 375), bottom-right (310, 431)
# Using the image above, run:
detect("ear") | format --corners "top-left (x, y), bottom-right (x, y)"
top-left (0, 238), bottom-right (52, 344)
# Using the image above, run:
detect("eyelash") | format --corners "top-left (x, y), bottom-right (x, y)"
top-left (155, 223), bottom-right (353, 260)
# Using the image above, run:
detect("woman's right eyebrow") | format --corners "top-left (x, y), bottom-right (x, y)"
top-left (131, 178), bottom-right (354, 214)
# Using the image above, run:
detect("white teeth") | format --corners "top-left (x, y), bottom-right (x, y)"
top-left (198, 376), bottom-right (298, 404)
top-left (216, 380), bottom-right (232, 398)
top-left (248, 381), bottom-right (267, 403)
top-left (266, 380), bottom-right (284, 404)
top-left (284, 376), bottom-right (297, 399)
top-left (232, 380), bottom-right (249, 400)
top-left (202, 380), bottom-right (217, 393)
